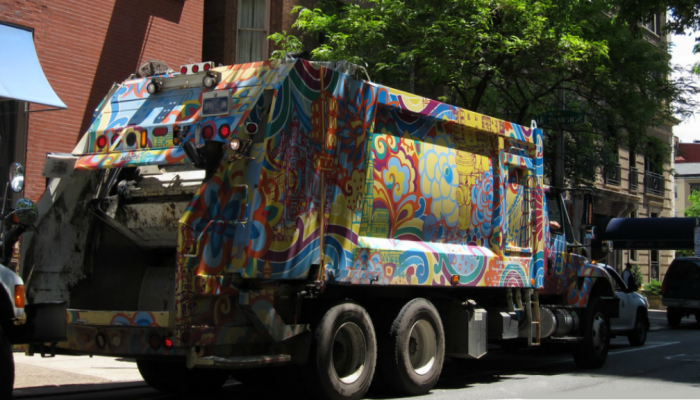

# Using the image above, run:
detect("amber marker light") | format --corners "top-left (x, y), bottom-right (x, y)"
top-left (451, 275), bottom-right (460, 286)
top-left (14, 285), bottom-right (25, 309)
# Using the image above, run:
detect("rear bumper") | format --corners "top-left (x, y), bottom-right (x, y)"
top-left (662, 298), bottom-right (700, 309)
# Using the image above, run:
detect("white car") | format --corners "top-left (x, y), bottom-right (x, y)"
top-left (601, 264), bottom-right (649, 346)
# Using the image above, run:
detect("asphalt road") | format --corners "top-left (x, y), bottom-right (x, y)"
top-left (10, 309), bottom-right (694, 399)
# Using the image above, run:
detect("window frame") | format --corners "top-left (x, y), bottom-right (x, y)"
top-left (236, 0), bottom-right (271, 64)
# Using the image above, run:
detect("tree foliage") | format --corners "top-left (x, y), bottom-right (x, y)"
top-left (685, 188), bottom-right (700, 218)
top-left (271, 0), bottom-right (698, 186)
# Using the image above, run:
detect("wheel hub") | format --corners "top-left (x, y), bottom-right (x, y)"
top-left (332, 322), bottom-right (366, 384)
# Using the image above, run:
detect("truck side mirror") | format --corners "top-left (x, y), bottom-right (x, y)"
top-left (9, 162), bottom-right (24, 193)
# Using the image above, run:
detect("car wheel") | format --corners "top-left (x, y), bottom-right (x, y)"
top-left (573, 297), bottom-right (610, 368)
top-left (667, 307), bottom-right (683, 327)
top-left (627, 310), bottom-right (648, 346)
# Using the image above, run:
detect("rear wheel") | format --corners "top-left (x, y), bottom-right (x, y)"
top-left (303, 301), bottom-right (376, 400)
top-left (627, 310), bottom-right (648, 346)
top-left (573, 297), bottom-right (610, 368)
top-left (375, 298), bottom-right (445, 396)
top-left (667, 307), bottom-right (683, 327)
top-left (0, 325), bottom-right (14, 400)
top-left (137, 359), bottom-right (229, 395)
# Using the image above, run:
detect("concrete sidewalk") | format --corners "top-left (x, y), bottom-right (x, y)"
top-left (12, 353), bottom-right (146, 398)
top-left (10, 309), bottom-right (675, 398)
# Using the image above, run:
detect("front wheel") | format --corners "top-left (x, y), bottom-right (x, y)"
top-left (573, 297), bottom-right (610, 368)
top-left (667, 307), bottom-right (683, 327)
top-left (375, 298), bottom-right (445, 396)
top-left (627, 310), bottom-right (648, 346)
top-left (0, 325), bottom-right (14, 400)
top-left (303, 301), bottom-right (376, 400)
top-left (137, 359), bottom-right (229, 395)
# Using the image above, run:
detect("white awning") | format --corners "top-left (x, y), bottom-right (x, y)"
top-left (0, 23), bottom-right (67, 109)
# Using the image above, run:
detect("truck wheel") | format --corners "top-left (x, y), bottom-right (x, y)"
top-left (136, 359), bottom-right (229, 395)
top-left (627, 310), bottom-right (648, 346)
top-left (667, 307), bottom-right (683, 327)
top-left (0, 325), bottom-right (14, 400)
top-left (573, 297), bottom-right (610, 368)
top-left (304, 301), bottom-right (376, 400)
top-left (375, 298), bottom-right (445, 396)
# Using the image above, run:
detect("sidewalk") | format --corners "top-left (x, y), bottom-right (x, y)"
top-left (12, 353), bottom-right (145, 398)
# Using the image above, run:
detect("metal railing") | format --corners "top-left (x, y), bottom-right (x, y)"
top-left (604, 164), bottom-right (621, 186)
top-left (644, 171), bottom-right (665, 197)
top-left (629, 167), bottom-right (638, 191)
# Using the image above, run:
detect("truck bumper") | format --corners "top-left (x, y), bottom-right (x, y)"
top-left (7, 301), bottom-right (67, 345)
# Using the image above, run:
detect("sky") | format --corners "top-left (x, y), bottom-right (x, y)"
top-left (671, 33), bottom-right (700, 144)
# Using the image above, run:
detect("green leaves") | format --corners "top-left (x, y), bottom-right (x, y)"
top-left (276, 0), bottom-right (697, 187)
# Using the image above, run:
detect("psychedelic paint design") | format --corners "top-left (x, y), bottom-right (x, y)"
top-left (67, 58), bottom-right (592, 355)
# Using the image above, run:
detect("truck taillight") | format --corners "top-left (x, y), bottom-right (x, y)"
top-left (180, 62), bottom-right (215, 75)
top-left (14, 285), bottom-right (25, 309)
top-left (202, 125), bottom-right (215, 140)
top-left (219, 124), bottom-right (231, 139)
top-left (96, 135), bottom-right (107, 149)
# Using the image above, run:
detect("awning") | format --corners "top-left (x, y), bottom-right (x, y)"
top-left (594, 217), bottom-right (700, 250)
top-left (0, 23), bottom-right (66, 109)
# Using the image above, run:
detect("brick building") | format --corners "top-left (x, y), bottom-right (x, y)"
top-left (0, 0), bottom-right (314, 204)
top-left (0, 0), bottom-right (204, 202)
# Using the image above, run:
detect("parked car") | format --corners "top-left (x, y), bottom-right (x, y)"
top-left (661, 257), bottom-right (700, 327)
top-left (601, 264), bottom-right (649, 346)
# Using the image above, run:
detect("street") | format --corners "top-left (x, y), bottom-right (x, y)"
top-left (11, 310), bottom-right (700, 399)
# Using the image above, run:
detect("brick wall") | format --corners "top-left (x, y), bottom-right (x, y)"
top-left (0, 0), bottom-right (204, 200)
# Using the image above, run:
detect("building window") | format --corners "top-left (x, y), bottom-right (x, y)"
top-left (650, 212), bottom-right (659, 281)
top-left (237, 0), bottom-right (270, 63)
top-left (643, 14), bottom-right (662, 36)
top-left (629, 211), bottom-right (637, 262)
top-left (690, 183), bottom-right (700, 195)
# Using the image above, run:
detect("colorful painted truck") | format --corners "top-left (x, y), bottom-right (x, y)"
top-left (22, 58), bottom-right (618, 399)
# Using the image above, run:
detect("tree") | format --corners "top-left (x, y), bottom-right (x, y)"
top-left (271, 0), bottom-right (698, 187)
top-left (685, 188), bottom-right (700, 218)
top-left (615, 1), bottom-right (700, 73)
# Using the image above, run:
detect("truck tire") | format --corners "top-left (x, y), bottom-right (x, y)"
top-left (667, 307), bottom-right (683, 327)
top-left (375, 298), bottom-right (445, 396)
top-left (0, 325), bottom-right (13, 400)
top-left (303, 301), bottom-right (376, 400)
top-left (136, 359), bottom-right (229, 395)
top-left (572, 297), bottom-right (610, 368)
top-left (627, 310), bottom-right (648, 346)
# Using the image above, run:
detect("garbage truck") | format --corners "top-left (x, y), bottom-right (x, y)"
top-left (19, 58), bottom-right (618, 399)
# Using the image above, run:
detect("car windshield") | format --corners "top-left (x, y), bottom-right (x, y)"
top-left (602, 265), bottom-right (626, 291)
